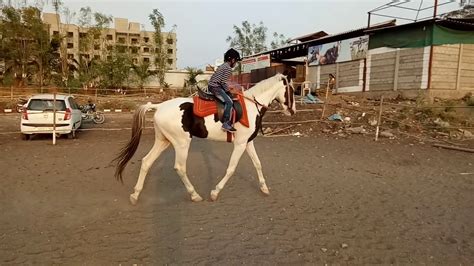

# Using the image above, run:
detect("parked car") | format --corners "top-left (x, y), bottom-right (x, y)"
top-left (20, 94), bottom-right (82, 140)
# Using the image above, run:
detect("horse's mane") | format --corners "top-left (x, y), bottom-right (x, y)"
top-left (245, 73), bottom-right (284, 97)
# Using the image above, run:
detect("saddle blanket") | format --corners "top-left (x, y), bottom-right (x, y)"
top-left (192, 94), bottom-right (250, 128)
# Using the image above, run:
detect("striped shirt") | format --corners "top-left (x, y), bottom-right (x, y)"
top-left (209, 62), bottom-right (232, 92)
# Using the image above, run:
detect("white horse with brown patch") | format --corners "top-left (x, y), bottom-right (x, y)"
top-left (114, 73), bottom-right (296, 204)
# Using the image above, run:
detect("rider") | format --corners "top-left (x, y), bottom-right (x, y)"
top-left (208, 48), bottom-right (241, 132)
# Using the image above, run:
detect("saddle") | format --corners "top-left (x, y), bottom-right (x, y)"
top-left (193, 89), bottom-right (249, 128)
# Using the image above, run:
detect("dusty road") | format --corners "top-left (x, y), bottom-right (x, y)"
top-left (0, 113), bottom-right (473, 264)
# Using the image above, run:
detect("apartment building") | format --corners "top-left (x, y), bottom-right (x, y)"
top-left (42, 13), bottom-right (177, 70)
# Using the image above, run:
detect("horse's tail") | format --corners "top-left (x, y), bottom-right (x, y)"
top-left (114, 102), bottom-right (158, 183)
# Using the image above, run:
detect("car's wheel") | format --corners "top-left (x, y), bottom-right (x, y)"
top-left (68, 130), bottom-right (76, 139)
top-left (21, 134), bottom-right (30, 140)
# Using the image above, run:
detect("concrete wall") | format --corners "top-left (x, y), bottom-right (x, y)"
top-left (307, 60), bottom-right (363, 92)
top-left (142, 70), bottom-right (213, 89)
top-left (367, 47), bottom-right (427, 92)
top-left (431, 44), bottom-right (474, 92)
top-left (305, 44), bottom-right (474, 98)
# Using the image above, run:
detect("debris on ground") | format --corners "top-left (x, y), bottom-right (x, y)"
top-left (380, 131), bottom-right (395, 139)
top-left (434, 118), bottom-right (450, 128)
top-left (328, 113), bottom-right (343, 121)
top-left (345, 126), bottom-right (367, 134)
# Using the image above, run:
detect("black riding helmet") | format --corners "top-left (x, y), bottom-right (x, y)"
top-left (224, 48), bottom-right (241, 62)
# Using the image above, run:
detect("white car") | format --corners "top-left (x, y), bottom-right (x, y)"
top-left (20, 94), bottom-right (82, 140)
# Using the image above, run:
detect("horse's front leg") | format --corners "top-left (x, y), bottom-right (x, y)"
top-left (246, 141), bottom-right (269, 195)
top-left (210, 142), bottom-right (247, 201)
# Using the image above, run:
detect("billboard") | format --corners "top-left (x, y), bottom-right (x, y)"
top-left (307, 35), bottom-right (369, 66)
top-left (241, 54), bottom-right (271, 73)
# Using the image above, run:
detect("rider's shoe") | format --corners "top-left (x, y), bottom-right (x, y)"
top-left (222, 122), bottom-right (236, 132)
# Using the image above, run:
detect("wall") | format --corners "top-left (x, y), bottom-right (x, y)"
top-left (307, 60), bottom-right (363, 92)
top-left (431, 44), bottom-right (474, 91)
top-left (142, 70), bottom-right (213, 89)
top-left (366, 47), bottom-right (427, 92)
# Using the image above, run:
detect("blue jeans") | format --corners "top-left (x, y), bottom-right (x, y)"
top-left (209, 87), bottom-right (232, 124)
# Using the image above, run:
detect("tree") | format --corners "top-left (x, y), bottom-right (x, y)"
top-left (226, 21), bottom-right (290, 56)
top-left (226, 21), bottom-right (267, 57)
top-left (270, 32), bottom-right (290, 50)
top-left (95, 49), bottom-right (131, 92)
top-left (184, 66), bottom-right (203, 87)
top-left (148, 9), bottom-right (168, 85)
top-left (0, 5), bottom-right (54, 88)
top-left (132, 61), bottom-right (153, 95)
top-left (74, 7), bottom-right (112, 90)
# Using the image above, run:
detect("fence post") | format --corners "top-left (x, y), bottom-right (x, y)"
top-left (320, 77), bottom-right (332, 120)
top-left (456, 44), bottom-right (463, 90)
top-left (393, 49), bottom-right (400, 91)
top-left (375, 96), bottom-right (384, 141)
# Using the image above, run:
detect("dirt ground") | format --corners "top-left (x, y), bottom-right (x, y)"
top-left (0, 112), bottom-right (473, 264)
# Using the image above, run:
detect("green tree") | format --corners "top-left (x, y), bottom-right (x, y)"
top-left (74, 6), bottom-right (112, 90)
top-left (270, 32), bottom-right (290, 50)
top-left (96, 49), bottom-right (131, 92)
top-left (185, 66), bottom-right (203, 87)
top-left (149, 8), bottom-right (174, 86)
top-left (0, 5), bottom-right (55, 88)
top-left (132, 61), bottom-right (153, 95)
top-left (226, 21), bottom-right (290, 56)
top-left (226, 21), bottom-right (267, 57)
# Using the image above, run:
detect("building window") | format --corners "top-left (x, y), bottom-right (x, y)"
top-left (118, 46), bottom-right (126, 53)
top-left (167, 38), bottom-right (173, 45)
top-left (107, 34), bottom-right (113, 40)
top-left (81, 54), bottom-right (90, 59)
top-left (167, 59), bottom-right (173, 65)
top-left (53, 31), bottom-right (59, 36)
top-left (67, 43), bottom-right (74, 49)
top-left (167, 49), bottom-right (173, 54)
top-left (132, 58), bottom-right (138, 64)
top-left (131, 38), bottom-right (138, 44)
top-left (93, 33), bottom-right (100, 40)
top-left (67, 32), bottom-right (74, 38)
top-left (107, 45), bottom-right (112, 51)
top-left (131, 47), bottom-right (138, 54)
top-left (107, 56), bottom-right (112, 61)
top-left (118, 37), bottom-right (126, 44)
top-left (79, 32), bottom-right (87, 38)
top-left (94, 44), bottom-right (100, 50)
top-left (144, 37), bottom-right (149, 43)
top-left (143, 47), bottom-right (150, 53)
top-left (155, 48), bottom-right (159, 53)
top-left (143, 57), bottom-right (150, 63)
top-left (93, 55), bottom-right (100, 60)
top-left (67, 54), bottom-right (74, 59)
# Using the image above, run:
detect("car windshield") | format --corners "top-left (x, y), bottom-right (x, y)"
top-left (28, 99), bottom-right (66, 111)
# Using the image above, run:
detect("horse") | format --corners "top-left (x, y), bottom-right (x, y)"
top-left (114, 73), bottom-right (296, 204)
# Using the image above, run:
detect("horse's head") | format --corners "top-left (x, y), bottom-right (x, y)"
top-left (274, 74), bottom-right (296, 116)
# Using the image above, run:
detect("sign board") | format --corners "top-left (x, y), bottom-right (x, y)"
top-left (307, 35), bottom-right (369, 66)
top-left (241, 54), bottom-right (271, 73)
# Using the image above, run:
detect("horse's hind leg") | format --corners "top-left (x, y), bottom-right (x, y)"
top-left (173, 140), bottom-right (203, 202)
top-left (210, 143), bottom-right (247, 201)
top-left (246, 141), bottom-right (269, 195)
top-left (130, 134), bottom-right (169, 205)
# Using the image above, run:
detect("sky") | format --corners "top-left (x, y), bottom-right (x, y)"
top-left (41, 0), bottom-right (463, 69)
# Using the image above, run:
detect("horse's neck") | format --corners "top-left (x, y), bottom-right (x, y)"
top-left (244, 81), bottom-right (278, 106)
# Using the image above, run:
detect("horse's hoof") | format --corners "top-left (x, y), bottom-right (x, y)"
top-left (210, 190), bottom-right (219, 201)
top-left (129, 194), bottom-right (138, 205)
top-left (191, 194), bottom-right (203, 202)
top-left (260, 186), bottom-right (270, 196)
